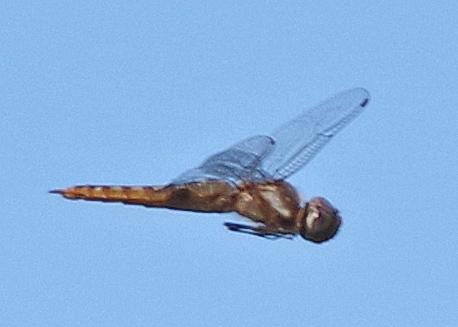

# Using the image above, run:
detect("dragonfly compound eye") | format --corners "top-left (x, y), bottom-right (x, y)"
top-left (300, 197), bottom-right (342, 243)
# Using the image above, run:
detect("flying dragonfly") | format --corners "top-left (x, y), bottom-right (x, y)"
top-left (51, 88), bottom-right (370, 243)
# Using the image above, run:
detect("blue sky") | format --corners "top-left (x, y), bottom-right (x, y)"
top-left (1, 1), bottom-right (457, 326)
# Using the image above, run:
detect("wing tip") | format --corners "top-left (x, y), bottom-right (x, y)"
top-left (350, 87), bottom-right (370, 106)
top-left (338, 87), bottom-right (370, 108)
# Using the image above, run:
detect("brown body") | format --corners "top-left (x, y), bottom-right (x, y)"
top-left (51, 181), bottom-right (341, 242)
top-left (52, 181), bottom-right (301, 231)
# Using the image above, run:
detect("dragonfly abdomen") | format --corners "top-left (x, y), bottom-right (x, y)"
top-left (50, 185), bottom-right (169, 206)
top-left (50, 181), bottom-right (238, 212)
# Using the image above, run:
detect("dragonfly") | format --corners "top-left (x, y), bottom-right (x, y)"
top-left (51, 88), bottom-right (370, 243)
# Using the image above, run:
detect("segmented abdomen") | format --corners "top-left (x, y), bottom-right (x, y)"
top-left (50, 185), bottom-right (170, 205)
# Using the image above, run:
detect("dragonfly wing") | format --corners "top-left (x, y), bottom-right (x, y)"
top-left (262, 88), bottom-right (370, 179)
top-left (172, 135), bottom-right (275, 184)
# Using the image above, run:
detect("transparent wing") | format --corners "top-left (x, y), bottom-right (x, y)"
top-left (172, 135), bottom-right (275, 184)
top-left (262, 88), bottom-right (370, 179)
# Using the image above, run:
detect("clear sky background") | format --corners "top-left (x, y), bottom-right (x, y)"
top-left (1, 1), bottom-right (457, 326)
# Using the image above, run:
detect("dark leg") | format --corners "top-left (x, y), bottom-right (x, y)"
top-left (224, 222), bottom-right (295, 240)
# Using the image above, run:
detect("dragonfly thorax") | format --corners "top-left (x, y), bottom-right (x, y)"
top-left (236, 181), bottom-right (302, 228)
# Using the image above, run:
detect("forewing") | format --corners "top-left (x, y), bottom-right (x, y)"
top-left (262, 88), bottom-right (370, 179)
top-left (172, 135), bottom-right (274, 184)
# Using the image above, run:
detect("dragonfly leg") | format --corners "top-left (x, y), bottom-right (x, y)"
top-left (223, 222), bottom-right (295, 240)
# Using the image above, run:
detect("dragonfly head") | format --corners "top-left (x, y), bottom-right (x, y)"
top-left (299, 197), bottom-right (341, 243)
